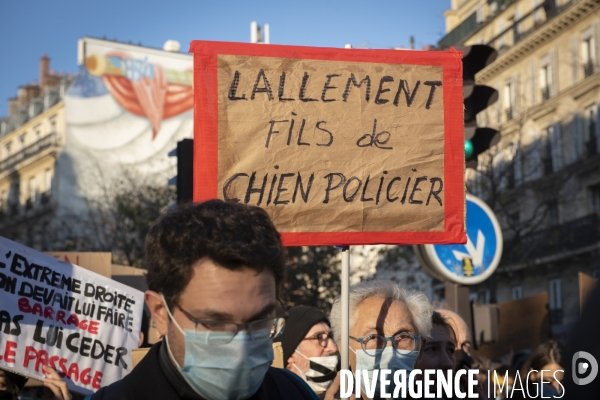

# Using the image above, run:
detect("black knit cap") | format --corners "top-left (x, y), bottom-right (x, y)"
top-left (274, 305), bottom-right (330, 364)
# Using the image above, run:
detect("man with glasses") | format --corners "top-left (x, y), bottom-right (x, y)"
top-left (87, 200), bottom-right (318, 400)
top-left (273, 306), bottom-right (339, 395)
top-left (326, 280), bottom-right (432, 399)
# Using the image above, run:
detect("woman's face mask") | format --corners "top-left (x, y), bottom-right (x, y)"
top-left (351, 346), bottom-right (419, 399)
top-left (292, 350), bottom-right (338, 392)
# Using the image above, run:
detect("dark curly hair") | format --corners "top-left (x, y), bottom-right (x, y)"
top-left (145, 200), bottom-right (285, 307)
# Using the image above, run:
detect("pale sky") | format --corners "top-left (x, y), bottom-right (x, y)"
top-left (0, 0), bottom-right (450, 117)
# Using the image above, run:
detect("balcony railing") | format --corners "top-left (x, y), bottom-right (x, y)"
top-left (0, 132), bottom-right (57, 173)
top-left (439, 0), bottom-right (574, 52)
top-left (584, 61), bottom-right (595, 78)
top-left (503, 214), bottom-right (600, 265)
top-left (541, 87), bottom-right (551, 101)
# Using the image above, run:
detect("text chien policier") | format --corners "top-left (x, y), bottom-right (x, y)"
top-left (223, 69), bottom-right (444, 207)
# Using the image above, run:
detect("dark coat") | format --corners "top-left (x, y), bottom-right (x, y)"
top-left (86, 342), bottom-right (318, 400)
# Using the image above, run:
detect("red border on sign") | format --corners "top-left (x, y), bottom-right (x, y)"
top-left (190, 40), bottom-right (465, 246)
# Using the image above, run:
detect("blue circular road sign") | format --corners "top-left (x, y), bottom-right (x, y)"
top-left (423, 194), bottom-right (503, 285)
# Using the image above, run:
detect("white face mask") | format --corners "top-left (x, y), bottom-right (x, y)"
top-left (292, 350), bottom-right (338, 392)
top-left (162, 295), bottom-right (273, 400)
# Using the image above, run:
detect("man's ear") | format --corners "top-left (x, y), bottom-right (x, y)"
top-left (145, 291), bottom-right (169, 337)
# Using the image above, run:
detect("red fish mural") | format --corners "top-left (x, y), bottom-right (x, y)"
top-left (86, 52), bottom-right (193, 139)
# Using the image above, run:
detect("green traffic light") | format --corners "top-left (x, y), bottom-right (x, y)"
top-left (465, 139), bottom-right (474, 160)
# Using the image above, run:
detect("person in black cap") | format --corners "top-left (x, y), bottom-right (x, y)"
top-left (273, 306), bottom-right (339, 395)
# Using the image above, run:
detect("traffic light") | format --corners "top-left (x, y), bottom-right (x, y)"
top-left (168, 139), bottom-right (194, 203)
top-left (461, 45), bottom-right (501, 169)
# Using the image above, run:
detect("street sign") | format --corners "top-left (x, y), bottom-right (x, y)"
top-left (420, 194), bottom-right (503, 285)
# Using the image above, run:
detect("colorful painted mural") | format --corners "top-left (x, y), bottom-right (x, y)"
top-left (65, 37), bottom-right (193, 175)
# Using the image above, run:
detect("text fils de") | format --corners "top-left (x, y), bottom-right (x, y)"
top-left (224, 69), bottom-right (444, 207)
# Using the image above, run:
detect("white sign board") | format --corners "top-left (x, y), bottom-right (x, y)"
top-left (0, 237), bottom-right (144, 394)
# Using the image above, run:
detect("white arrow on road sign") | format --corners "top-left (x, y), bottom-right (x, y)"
top-left (451, 230), bottom-right (485, 267)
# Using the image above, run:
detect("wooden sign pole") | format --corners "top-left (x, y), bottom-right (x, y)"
top-left (340, 246), bottom-right (350, 370)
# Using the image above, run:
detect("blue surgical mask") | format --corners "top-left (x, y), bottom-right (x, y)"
top-left (351, 346), bottom-right (418, 399)
top-left (163, 296), bottom-right (274, 400)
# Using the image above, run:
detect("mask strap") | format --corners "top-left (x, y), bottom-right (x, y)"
top-left (160, 294), bottom-right (186, 336)
top-left (160, 294), bottom-right (186, 370)
top-left (308, 361), bottom-right (335, 376)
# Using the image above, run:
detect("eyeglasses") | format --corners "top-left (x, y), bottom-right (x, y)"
top-left (350, 333), bottom-right (421, 356)
top-left (174, 304), bottom-right (287, 345)
top-left (302, 331), bottom-right (335, 348)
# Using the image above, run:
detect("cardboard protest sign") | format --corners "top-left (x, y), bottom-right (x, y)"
top-left (190, 41), bottom-right (465, 246)
top-left (0, 237), bottom-right (144, 394)
top-left (45, 252), bottom-right (112, 278)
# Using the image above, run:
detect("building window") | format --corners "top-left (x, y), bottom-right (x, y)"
top-left (497, 20), bottom-right (506, 51)
top-left (44, 169), bottom-right (52, 193)
top-left (509, 212), bottom-right (520, 228)
top-left (49, 116), bottom-right (57, 134)
top-left (582, 27), bottom-right (597, 78)
top-left (533, 0), bottom-right (544, 24)
top-left (28, 176), bottom-right (36, 206)
top-left (514, 8), bottom-right (523, 42)
top-left (540, 62), bottom-right (553, 101)
top-left (542, 127), bottom-right (554, 175)
top-left (504, 82), bottom-right (515, 121)
top-left (512, 286), bottom-right (523, 300)
top-left (476, 7), bottom-right (485, 24)
top-left (0, 190), bottom-right (7, 211)
top-left (480, 289), bottom-right (491, 304)
top-left (585, 106), bottom-right (598, 157)
top-left (549, 278), bottom-right (562, 324)
top-left (547, 200), bottom-right (559, 226)
top-left (589, 183), bottom-right (600, 213)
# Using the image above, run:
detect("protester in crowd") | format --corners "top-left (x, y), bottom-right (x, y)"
top-left (273, 306), bottom-right (338, 395)
top-left (416, 311), bottom-right (456, 371)
top-left (0, 369), bottom-right (27, 400)
top-left (86, 200), bottom-right (318, 400)
top-left (436, 309), bottom-right (491, 400)
top-left (492, 365), bottom-right (516, 400)
top-left (324, 280), bottom-right (432, 400)
top-left (436, 309), bottom-right (473, 368)
top-left (512, 340), bottom-right (564, 399)
top-left (562, 281), bottom-right (600, 400)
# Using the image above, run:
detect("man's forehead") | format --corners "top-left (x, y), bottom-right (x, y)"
top-left (177, 259), bottom-right (277, 321)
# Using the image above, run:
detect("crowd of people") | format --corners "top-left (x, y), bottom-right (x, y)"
top-left (0, 200), bottom-right (596, 400)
